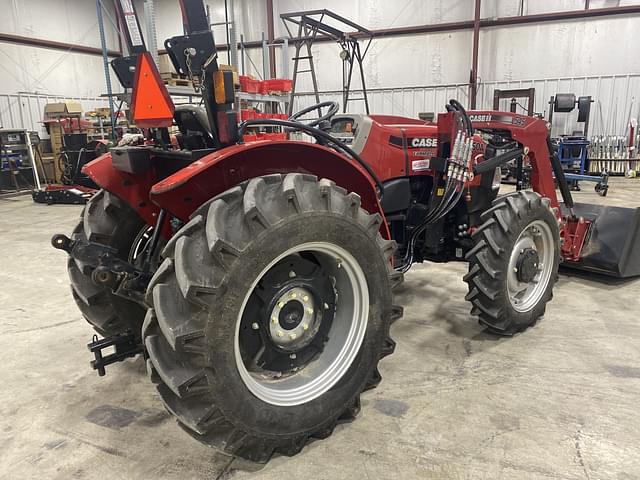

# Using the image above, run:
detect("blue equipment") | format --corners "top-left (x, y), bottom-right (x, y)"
top-left (557, 136), bottom-right (590, 174)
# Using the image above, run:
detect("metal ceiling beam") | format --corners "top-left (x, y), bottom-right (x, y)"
top-left (0, 32), bottom-right (121, 57)
top-left (482, 5), bottom-right (640, 27)
top-left (262, 5), bottom-right (640, 45)
top-left (171, 4), bottom-right (640, 53)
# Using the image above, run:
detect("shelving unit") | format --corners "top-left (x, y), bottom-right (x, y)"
top-left (236, 91), bottom-right (290, 120)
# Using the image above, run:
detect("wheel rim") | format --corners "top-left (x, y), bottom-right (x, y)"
top-left (507, 220), bottom-right (554, 312)
top-left (128, 226), bottom-right (154, 263)
top-left (235, 242), bottom-right (369, 406)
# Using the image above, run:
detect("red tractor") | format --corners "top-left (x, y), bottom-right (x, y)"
top-left (53, 0), bottom-right (640, 462)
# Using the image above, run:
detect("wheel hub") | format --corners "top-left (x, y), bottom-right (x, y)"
top-left (268, 286), bottom-right (320, 351)
top-left (516, 248), bottom-right (540, 283)
top-left (506, 219), bottom-right (555, 313)
top-left (236, 242), bottom-right (369, 406)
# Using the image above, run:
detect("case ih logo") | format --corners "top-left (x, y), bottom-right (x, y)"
top-left (410, 137), bottom-right (438, 148)
top-left (469, 114), bottom-right (527, 126)
top-left (469, 114), bottom-right (493, 122)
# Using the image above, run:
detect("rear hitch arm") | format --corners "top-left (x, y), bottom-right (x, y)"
top-left (51, 234), bottom-right (151, 306)
top-left (88, 333), bottom-right (144, 376)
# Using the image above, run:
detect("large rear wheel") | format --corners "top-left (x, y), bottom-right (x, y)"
top-left (143, 174), bottom-right (403, 461)
top-left (464, 191), bottom-right (560, 335)
top-left (68, 190), bottom-right (148, 337)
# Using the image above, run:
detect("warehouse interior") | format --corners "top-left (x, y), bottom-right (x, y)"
top-left (1, 1), bottom-right (640, 478)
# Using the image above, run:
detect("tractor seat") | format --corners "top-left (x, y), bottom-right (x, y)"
top-left (174, 105), bottom-right (216, 148)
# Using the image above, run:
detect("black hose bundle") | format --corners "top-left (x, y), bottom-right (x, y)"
top-left (396, 100), bottom-right (475, 272)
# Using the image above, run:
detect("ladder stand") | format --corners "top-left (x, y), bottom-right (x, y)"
top-left (281, 10), bottom-right (373, 116)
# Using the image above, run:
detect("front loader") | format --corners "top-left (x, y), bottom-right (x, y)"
top-left (52, 0), bottom-right (640, 462)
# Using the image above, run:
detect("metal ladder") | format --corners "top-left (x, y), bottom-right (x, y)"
top-left (288, 23), bottom-right (322, 116)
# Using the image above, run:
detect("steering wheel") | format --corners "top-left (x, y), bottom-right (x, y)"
top-left (289, 101), bottom-right (339, 128)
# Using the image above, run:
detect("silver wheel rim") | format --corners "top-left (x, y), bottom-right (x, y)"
top-left (507, 219), bottom-right (554, 312)
top-left (235, 242), bottom-right (369, 407)
top-left (128, 226), bottom-right (154, 263)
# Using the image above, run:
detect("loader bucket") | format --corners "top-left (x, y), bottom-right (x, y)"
top-left (562, 203), bottom-right (640, 278)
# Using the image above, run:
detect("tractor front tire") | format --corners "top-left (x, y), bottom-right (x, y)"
top-left (464, 191), bottom-right (560, 335)
top-left (68, 190), bottom-right (148, 338)
top-left (143, 174), bottom-right (402, 462)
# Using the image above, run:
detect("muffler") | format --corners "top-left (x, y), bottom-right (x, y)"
top-left (562, 203), bottom-right (640, 277)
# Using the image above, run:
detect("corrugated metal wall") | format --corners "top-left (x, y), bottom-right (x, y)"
top-left (293, 73), bottom-right (640, 137)
top-left (0, 93), bottom-right (110, 136)
top-left (2, 76), bottom-right (636, 140)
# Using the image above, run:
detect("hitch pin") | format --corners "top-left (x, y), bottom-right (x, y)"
top-left (51, 234), bottom-right (73, 253)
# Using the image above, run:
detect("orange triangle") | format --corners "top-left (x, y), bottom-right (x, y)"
top-left (131, 52), bottom-right (175, 128)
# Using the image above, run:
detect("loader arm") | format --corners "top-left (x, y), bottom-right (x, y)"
top-left (463, 110), bottom-right (590, 263)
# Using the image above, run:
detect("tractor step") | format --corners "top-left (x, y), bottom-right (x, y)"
top-left (88, 333), bottom-right (143, 376)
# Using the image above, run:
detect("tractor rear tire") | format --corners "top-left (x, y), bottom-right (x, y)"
top-left (143, 173), bottom-right (403, 462)
top-left (68, 189), bottom-right (148, 338)
top-left (464, 191), bottom-right (560, 335)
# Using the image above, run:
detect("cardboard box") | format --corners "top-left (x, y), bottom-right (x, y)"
top-left (44, 101), bottom-right (82, 118)
top-left (94, 107), bottom-right (112, 118)
top-left (49, 124), bottom-right (64, 155)
top-left (40, 154), bottom-right (58, 182)
top-left (158, 54), bottom-right (174, 75)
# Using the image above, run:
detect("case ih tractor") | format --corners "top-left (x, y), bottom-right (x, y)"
top-left (52, 0), bottom-right (640, 462)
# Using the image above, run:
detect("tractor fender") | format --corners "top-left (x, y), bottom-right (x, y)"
top-left (83, 152), bottom-right (161, 228)
top-left (150, 140), bottom-right (390, 238)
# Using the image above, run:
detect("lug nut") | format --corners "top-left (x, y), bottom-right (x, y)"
top-left (306, 308), bottom-right (314, 315)
top-left (271, 316), bottom-right (278, 324)
top-left (302, 324), bottom-right (309, 331)
top-left (289, 333), bottom-right (297, 340)
top-left (278, 301), bottom-right (285, 308)
top-left (291, 292), bottom-right (297, 299)
top-left (277, 331), bottom-right (284, 338)
top-left (251, 322), bottom-right (259, 330)
top-left (303, 295), bottom-right (309, 302)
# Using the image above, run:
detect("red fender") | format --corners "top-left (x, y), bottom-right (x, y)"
top-left (83, 152), bottom-right (160, 227)
top-left (151, 141), bottom-right (390, 238)
top-left (83, 141), bottom-right (389, 238)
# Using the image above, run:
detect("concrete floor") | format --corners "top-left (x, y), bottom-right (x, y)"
top-left (1, 178), bottom-right (640, 480)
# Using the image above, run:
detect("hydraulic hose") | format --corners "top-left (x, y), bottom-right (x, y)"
top-left (449, 99), bottom-right (473, 136)
top-left (239, 119), bottom-right (385, 198)
top-left (396, 176), bottom-right (464, 273)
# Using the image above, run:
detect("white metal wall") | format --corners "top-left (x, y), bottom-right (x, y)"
top-left (0, 93), bottom-right (110, 136)
top-left (0, 0), bottom-right (121, 97)
top-left (293, 73), bottom-right (640, 137)
top-left (1, 0), bottom-right (639, 137)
